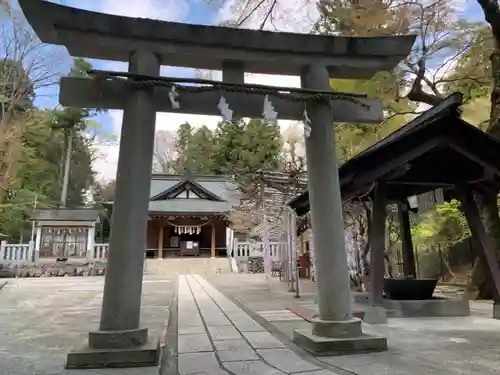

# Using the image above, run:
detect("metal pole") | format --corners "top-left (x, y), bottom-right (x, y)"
top-left (286, 211), bottom-right (295, 292)
top-left (290, 209), bottom-right (300, 298)
top-left (295, 258), bottom-right (300, 298)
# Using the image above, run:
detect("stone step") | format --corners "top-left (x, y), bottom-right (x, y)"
top-left (144, 258), bottom-right (232, 276)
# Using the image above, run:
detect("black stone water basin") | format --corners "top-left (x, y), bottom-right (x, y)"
top-left (383, 278), bottom-right (438, 300)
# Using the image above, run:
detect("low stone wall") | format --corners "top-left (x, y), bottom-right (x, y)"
top-left (0, 261), bottom-right (106, 278)
top-left (353, 292), bottom-right (470, 317)
top-left (382, 298), bottom-right (470, 318)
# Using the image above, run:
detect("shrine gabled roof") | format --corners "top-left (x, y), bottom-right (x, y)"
top-left (288, 92), bottom-right (500, 216)
top-left (19, 0), bottom-right (415, 78)
top-left (148, 174), bottom-right (240, 214)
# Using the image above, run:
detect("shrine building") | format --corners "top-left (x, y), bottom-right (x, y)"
top-left (104, 173), bottom-right (239, 259)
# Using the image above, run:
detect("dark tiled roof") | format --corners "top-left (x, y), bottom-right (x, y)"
top-left (30, 208), bottom-right (100, 222)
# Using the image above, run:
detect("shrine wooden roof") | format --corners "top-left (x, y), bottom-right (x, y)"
top-left (289, 93), bottom-right (500, 217)
top-left (106, 174), bottom-right (240, 215)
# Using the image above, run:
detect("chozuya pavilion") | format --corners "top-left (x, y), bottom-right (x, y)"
top-left (19, 0), bottom-right (415, 369)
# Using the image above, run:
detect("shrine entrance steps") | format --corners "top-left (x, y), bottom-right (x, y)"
top-left (144, 257), bottom-right (232, 276)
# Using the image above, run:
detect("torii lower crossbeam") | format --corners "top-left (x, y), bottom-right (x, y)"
top-left (59, 77), bottom-right (384, 123)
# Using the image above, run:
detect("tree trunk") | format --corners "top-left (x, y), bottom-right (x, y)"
top-left (471, 1), bottom-right (500, 298)
top-left (472, 191), bottom-right (500, 298)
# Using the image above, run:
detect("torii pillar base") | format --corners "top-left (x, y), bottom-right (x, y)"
top-left (66, 337), bottom-right (160, 369)
top-left (293, 318), bottom-right (387, 356)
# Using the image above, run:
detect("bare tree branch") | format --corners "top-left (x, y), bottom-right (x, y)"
top-left (0, 11), bottom-right (66, 203)
top-left (152, 130), bottom-right (176, 173)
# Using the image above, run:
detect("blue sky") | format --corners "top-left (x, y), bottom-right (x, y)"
top-left (13, 0), bottom-right (489, 179)
top-left (462, 1), bottom-right (486, 22)
top-left (32, 0), bottom-right (222, 137)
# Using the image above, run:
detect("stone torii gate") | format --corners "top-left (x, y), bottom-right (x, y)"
top-left (20, 0), bottom-right (415, 368)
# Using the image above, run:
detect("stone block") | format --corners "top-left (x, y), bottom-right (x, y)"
top-left (362, 305), bottom-right (387, 324)
top-left (493, 302), bottom-right (500, 319)
top-left (204, 314), bottom-right (232, 326)
top-left (312, 317), bottom-right (362, 338)
top-left (382, 298), bottom-right (470, 317)
top-left (89, 327), bottom-right (148, 349)
top-left (214, 340), bottom-right (258, 361)
top-left (227, 314), bottom-right (265, 332)
top-left (354, 292), bottom-right (470, 318)
top-left (223, 359), bottom-right (286, 375)
top-left (0, 268), bottom-right (15, 278)
top-left (242, 331), bottom-right (286, 349)
top-left (293, 329), bottom-right (387, 356)
top-left (178, 325), bottom-right (206, 335)
top-left (257, 348), bottom-right (320, 373)
top-left (352, 292), bottom-right (370, 304)
top-left (178, 333), bottom-right (213, 353)
top-left (208, 326), bottom-right (242, 340)
top-left (178, 352), bottom-right (220, 374)
top-left (66, 339), bottom-right (160, 369)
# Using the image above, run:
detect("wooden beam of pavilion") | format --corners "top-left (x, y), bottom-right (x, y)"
top-left (59, 77), bottom-right (384, 123)
top-left (456, 185), bottom-right (500, 300)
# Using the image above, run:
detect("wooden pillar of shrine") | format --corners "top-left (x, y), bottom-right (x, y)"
top-left (157, 223), bottom-right (164, 259)
top-left (363, 180), bottom-right (389, 324)
top-left (369, 180), bottom-right (388, 305)
top-left (397, 201), bottom-right (417, 277)
top-left (211, 218), bottom-right (216, 259)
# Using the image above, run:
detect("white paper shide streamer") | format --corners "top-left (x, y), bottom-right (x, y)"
top-left (173, 225), bottom-right (201, 235)
top-left (168, 85), bottom-right (180, 109)
top-left (262, 94), bottom-right (278, 125)
top-left (303, 109), bottom-right (311, 138)
top-left (218, 96), bottom-right (233, 121)
top-left (415, 188), bottom-right (445, 214)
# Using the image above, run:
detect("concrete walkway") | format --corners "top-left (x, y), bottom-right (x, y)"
top-left (178, 274), bottom-right (336, 375)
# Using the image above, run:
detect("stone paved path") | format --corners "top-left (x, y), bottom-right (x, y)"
top-left (208, 273), bottom-right (500, 375)
top-left (0, 276), bottom-right (175, 375)
top-left (178, 274), bottom-right (337, 375)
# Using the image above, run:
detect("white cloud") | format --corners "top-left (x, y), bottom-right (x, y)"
top-left (98, 0), bottom-right (188, 21)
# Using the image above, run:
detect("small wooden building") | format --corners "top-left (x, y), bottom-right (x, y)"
top-left (289, 93), bottom-right (500, 302)
top-left (106, 174), bottom-right (239, 259)
top-left (30, 208), bottom-right (101, 259)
